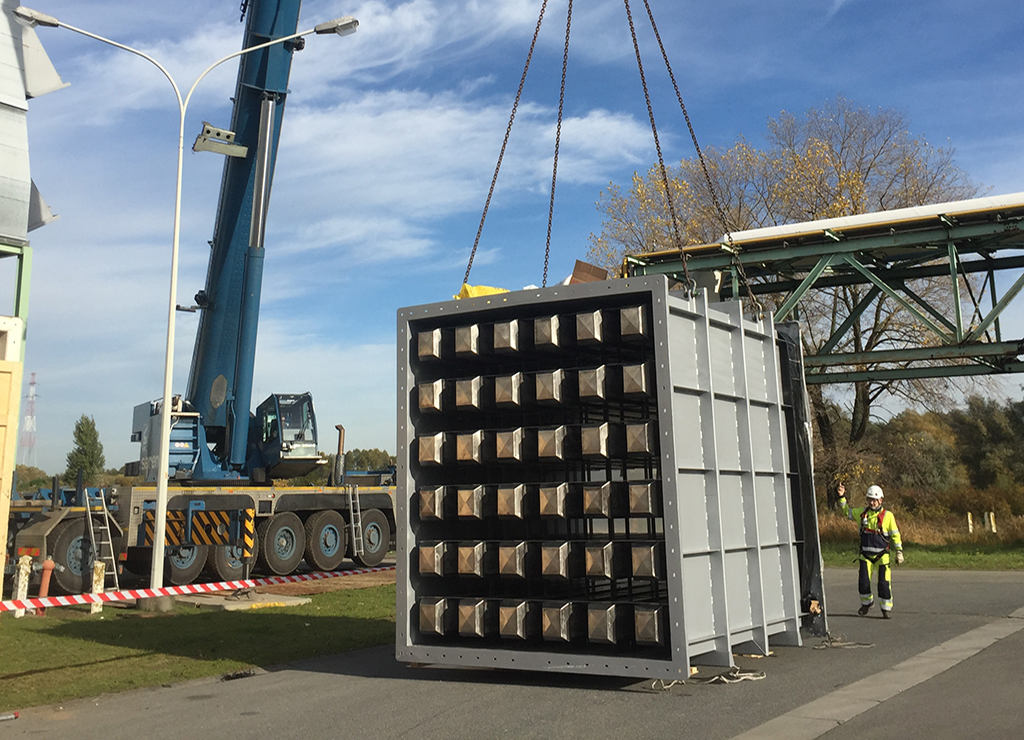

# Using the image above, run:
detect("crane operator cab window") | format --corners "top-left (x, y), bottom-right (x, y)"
top-left (262, 406), bottom-right (280, 442)
top-left (279, 395), bottom-right (315, 443)
top-left (254, 393), bottom-right (323, 480)
top-left (257, 393), bottom-right (318, 450)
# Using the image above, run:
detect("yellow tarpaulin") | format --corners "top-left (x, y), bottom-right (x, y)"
top-left (454, 284), bottom-right (510, 299)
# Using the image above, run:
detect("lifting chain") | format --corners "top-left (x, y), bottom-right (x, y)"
top-left (543, 0), bottom-right (574, 288)
top-left (463, 0), bottom-right (766, 315)
top-left (622, 0), bottom-right (691, 295)
top-left (630, 0), bottom-right (764, 316)
top-left (464, 1), bottom-right (550, 287)
top-left (239, 0), bottom-right (249, 23)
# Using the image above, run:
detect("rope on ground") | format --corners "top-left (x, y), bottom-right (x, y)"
top-left (651, 679), bottom-right (685, 691)
top-left (813, 633), bottom-right (875, 650)
top-left (689, 666), bottom-right (766, 684)
top-left (650, 666), bottom-right (766, 691)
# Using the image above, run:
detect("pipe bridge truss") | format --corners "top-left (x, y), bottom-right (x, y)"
top-left (625, 193), bottom-right (1024, 385)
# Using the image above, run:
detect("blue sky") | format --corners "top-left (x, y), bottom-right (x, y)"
top-left (6, 0), bottom-right (1024, 474)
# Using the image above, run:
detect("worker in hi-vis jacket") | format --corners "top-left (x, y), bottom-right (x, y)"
top-left (838, 483), bottom-right (904, 619)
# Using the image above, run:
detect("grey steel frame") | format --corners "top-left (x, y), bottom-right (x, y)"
top-left (396, 275), bottom-right (806, 679)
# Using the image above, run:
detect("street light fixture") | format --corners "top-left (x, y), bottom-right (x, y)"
top-left (17, 6), bottom-right (358, 590)
top-left (315, 17), bottom-right (359, 36)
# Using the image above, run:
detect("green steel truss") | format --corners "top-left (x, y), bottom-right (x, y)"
top-left (625, 196), bottom-right (1024, 384)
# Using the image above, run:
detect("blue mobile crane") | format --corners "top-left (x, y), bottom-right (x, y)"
top-left (7, 0), bottom-right (394, 594)
top-left (131, 0), bottom-right (325, 486)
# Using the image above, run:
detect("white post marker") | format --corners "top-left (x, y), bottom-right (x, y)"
top-left (14, 7), bottom-right (358, 589)
top-left (967, 511), bottom-right (973, 534)
top-left (90, 561), bottom-right (106, 615)
top-left (12, 555), bottom-right (31, 618)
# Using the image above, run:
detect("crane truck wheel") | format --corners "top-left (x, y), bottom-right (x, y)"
top-left (303, 510), bottom-right (347, 571)
top-left (352, 509), bottom-right (390, 568)
top-left (165, 544), bottom-right (208, 585)
top-left (256, 512), bottom-right (306, 575)
top-left (205, 540), bottom-right (259, 582)
top-left (49, 519), bottom-right (94, 595)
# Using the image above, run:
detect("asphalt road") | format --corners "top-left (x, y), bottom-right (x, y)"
top-left (8, 569), bottom-right (1024, 739)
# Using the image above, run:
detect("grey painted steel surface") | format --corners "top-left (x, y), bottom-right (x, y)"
top-left (0, 2), bottom-right (63, 242)
top-left (396, 275), bottom-right (805, 678)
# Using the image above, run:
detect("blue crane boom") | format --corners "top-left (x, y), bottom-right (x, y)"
top-left (132, 0), bottom-right (323, 483)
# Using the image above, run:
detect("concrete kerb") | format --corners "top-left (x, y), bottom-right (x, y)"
top-left (726, 601), bottom-right (1024, 740)
top-left (175, 591), bottom-right (311, 611)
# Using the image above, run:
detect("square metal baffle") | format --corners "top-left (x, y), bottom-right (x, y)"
top-left (396, 275), bottom-right (822, 679)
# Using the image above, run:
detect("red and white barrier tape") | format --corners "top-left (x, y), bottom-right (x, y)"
top-left (0, 565), bottom-right (396, 613)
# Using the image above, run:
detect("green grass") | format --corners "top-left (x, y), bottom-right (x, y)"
top-left (821, 541), bottom-right (1024, 570)
top-left (0, 584), bottom-right (396, 712)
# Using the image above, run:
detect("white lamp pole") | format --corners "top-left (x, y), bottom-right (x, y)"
top-left (14, 7), bottom-right (358, 590)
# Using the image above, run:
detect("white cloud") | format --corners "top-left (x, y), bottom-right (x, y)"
top-left (268, 89), bottom-right (650, 265)
top-left (826, 0), bottom-right (856, 19)
top-left (15, 0), bottom-right (1024, 473)
top-left (250, 320), bottom-right (396, 453)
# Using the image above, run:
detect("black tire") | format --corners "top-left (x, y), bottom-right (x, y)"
top-left (256, 512), bottom-right (306, 575)
top-left (204, 538), bottom-right (259, 582)
top-left (164, 544), bottom-right (208, 585)
top-left (303, 510), bottom-right (348, 571)
top-left (352, 509), bottom-right (390, 567)
top-left (48, 519), bottom-right (93, 595)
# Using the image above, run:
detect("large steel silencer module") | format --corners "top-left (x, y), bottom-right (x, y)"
top-left (397, 275), bottom-right (821, 679)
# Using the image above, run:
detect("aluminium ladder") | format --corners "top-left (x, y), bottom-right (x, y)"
top-left (347, 485), bottom-right (364, 557)
top-left (84, 492), bottom-right (120, 591)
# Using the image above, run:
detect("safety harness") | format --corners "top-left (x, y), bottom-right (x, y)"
top-left (859, 506), bottom-right (891, 562)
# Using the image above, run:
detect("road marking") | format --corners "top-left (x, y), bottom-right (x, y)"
top-left (729, 606), bottom-right (1024, 740)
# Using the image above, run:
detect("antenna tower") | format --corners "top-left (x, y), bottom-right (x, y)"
top-left (18, 372), bottom-right (37, 468)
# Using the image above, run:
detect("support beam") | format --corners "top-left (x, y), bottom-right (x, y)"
top-left (805, 360), bottom-right (1024, 384)
top-left (840, 255), bottom-right (954, 344)
top-left (966, 268), bottom-right (1024, 342)
top-left (815, 286), bottom-right (881, 356)
top-left (805, 340), bottom-right (1024, 367)
top-left (628, 219), bottom-right (1024, 276)
top-left (728, 254), bottom-right (1024, 298)
top-left (774, 254), bottom-right (835, 321)
top-left (897, 282), bottom-right (959, 335)
top-left (948, 240), bottom-right (963, 341)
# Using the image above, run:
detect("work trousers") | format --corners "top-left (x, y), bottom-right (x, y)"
top-left (858, 553), bottom-right (893, 612)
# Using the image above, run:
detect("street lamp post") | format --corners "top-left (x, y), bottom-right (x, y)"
top-left (14, 6), bottom-right (358, 590)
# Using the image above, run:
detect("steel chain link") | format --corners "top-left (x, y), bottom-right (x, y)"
top-left (543, 0), bottom-right (574, 288)
top-left (464, 0), bottom-right (550, 286)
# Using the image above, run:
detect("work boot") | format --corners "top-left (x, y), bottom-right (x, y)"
top-left (858, 604), bottom-right (871, 616)
top-left (882, 610), bottom-right (891, 620)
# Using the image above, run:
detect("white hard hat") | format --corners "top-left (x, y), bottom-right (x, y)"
top-left (866, 485), bottom-right (884, 500)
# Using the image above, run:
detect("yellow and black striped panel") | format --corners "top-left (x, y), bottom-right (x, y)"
top-left (142, 510), bottom-right (185, 546)
top-left (242, 508), bottom-right (255, 558)
top-left (142, 510), bottom-right (238, 547)
top-left (191, 510), bottom-right (233, 546)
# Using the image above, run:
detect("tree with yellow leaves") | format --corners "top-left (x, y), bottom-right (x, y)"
top-left (589, 98), bottom-right (976, 268)
top-left (589, 98), bottom-right (980, 505)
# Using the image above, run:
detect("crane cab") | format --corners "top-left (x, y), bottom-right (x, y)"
top-left (249, 392), bottom-right (326, 482)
